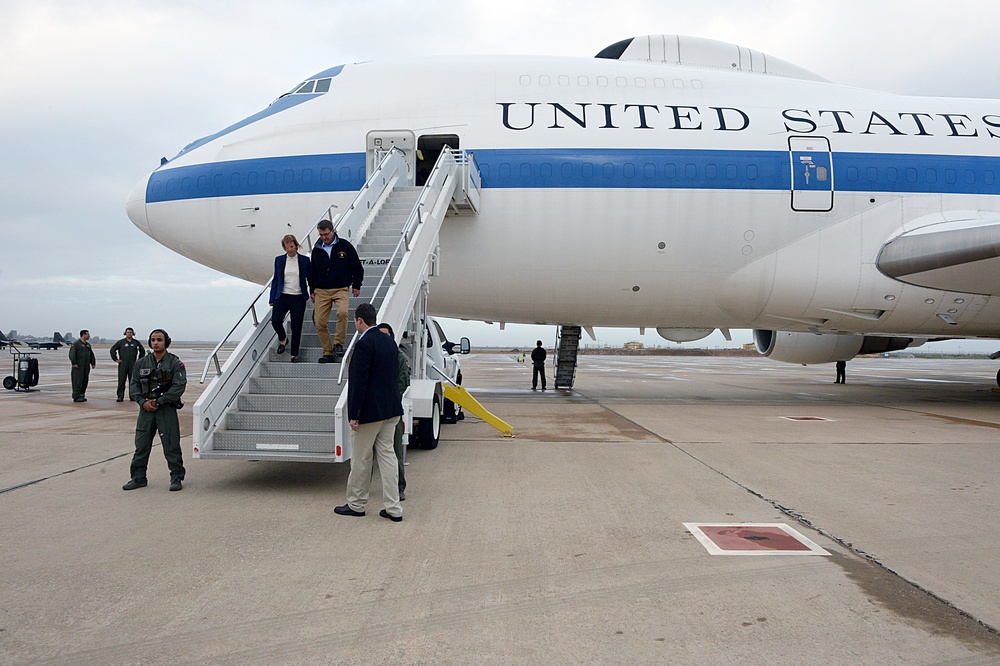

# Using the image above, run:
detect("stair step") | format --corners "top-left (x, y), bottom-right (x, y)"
top-left (197, 449), bottom-right (339, 463)
top-left (238, 393), bottom-right (339, 412)
top-left (226, 411), bottom-right (335, 432)
top-left (213, 430), bottom-right (336, 453)
top-left (249, 377), bottom-right (346, 394)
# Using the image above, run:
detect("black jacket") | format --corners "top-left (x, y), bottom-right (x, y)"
top-left (348, 328), bottom-right (404, 424)
top-left (310, 235), bottom-right (363, 292)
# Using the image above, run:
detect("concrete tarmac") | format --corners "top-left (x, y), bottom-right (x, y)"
top-left (1, 348), bottom-right (999, 664)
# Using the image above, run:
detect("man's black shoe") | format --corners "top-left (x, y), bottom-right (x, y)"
top-left (116, 398), bottom-right (124, 402)
top-left (379, 509), bottom-right (402, 522)
top-left (334, 344), bottom-right (345, 359)
top-left (122, 479), bottom-right (147, 491)
top-left (318, 355), bottom-right (337, 364)
top-left (169, 479), bottom-right (183, 491)
top-left (334, 504), bottom-right (365, 517)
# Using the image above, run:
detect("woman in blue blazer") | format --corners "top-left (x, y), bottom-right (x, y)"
top-left (269, 234), bottom-right (311, 362)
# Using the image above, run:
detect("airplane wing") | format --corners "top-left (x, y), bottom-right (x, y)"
top-left (877, 217), bottom-right (1000, 296)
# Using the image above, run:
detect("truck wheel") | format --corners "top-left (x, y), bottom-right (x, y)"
top-left (3, 376), bottom-right (16, 391)
top-left (416, 396), bottom-right (441, 449)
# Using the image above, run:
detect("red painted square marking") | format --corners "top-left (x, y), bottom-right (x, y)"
top-left (683, 523), bottom-right (829, 556)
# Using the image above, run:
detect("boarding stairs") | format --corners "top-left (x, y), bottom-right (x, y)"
top-left (193, 147), bottom-right (481, 462)
top-left (553, 325), bottom-right (582, 390)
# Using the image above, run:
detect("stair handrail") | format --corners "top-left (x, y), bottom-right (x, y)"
top-left (336, 147), bottom-right (465, 384)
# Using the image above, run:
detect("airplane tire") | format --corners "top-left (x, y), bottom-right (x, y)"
top-left (996, 368), bottom-right (1000, 388)
top-left (442, 371), bottom-right (462, 424)
top-left (415, 396), bottom-right (441, 450)
top-left (3, 376), bottom-right (16, 391)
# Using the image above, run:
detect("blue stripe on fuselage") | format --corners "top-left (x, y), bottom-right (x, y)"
top-left (145, 148), bottom-right (1000, 203)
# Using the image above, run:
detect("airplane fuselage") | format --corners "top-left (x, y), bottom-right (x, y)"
top-left (127, 45), bottom-right (1000, 341)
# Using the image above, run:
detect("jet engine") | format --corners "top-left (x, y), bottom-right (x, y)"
top-left (753, 330), bottom-right (918, 365)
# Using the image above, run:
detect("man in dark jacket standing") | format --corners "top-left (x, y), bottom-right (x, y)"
top-left (531, 339), bottom-right (547, 390)
top-left (335, 303), bottom-right (404, 522)
top-left (69, 329), bottom-right (96, 402)
top-left (110, 327), bottom-right (146, 402)
top-left (310, 219), bottom-right (363, 363)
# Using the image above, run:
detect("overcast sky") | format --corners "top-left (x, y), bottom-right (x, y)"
top-left (3, 0), bottom-right (1000, 350)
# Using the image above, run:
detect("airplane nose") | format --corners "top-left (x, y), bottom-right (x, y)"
top-left (125, 173), bottom-right (151, 235)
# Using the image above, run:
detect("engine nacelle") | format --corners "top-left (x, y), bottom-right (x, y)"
top-left (753, 330), bottom-right (917, 365)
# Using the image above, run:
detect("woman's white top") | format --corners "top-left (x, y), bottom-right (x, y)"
top-left (282, 255), bottom-right (301, 296)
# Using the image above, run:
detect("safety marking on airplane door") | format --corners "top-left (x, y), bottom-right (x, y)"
top-left (683, 523), bottom-right (830, 556)
top-left (781, 416), bottom-right (833, 421)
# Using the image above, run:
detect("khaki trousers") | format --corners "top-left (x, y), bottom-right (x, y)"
top-left (346, 417), bottom-right (401, 517)
top-left (313, 287), bottom-right (349, 354)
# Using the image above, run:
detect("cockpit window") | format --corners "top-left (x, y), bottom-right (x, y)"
top-left (315, 78), bottom-right (331, 93)
top-left (295, 81), bottom-right (315, 94)
top-left (281, 76), bottom-right (334, 99)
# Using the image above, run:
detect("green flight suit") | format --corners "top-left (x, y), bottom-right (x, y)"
top-left (129, 351), bottom-right (187, 482)
top-left (393, 343), bottom-right (411, 495)
top-left (68, 339), bottom-right (96, 401)
top-left (110, 337), bottom-right (146, 401)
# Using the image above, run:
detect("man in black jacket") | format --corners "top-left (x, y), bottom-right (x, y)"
top-left (335, 303), bottom-right (405, 521)
top-left (310, 220), bottom-right (363, 363)
top-left (531, 340), bottom-right (547, 390)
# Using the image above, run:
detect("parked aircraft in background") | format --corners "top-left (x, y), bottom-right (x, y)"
top-left (28, 333), bottom-right (67, 350)
top-left (126, 34), bottom-right (1000, 384)
top-left (1, 330), bottom-right (23, 348)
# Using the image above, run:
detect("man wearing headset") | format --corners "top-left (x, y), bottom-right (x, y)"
top-left (122, 329), bottom-right (187, 492)
top-left (109, 327), bottom-right (146, 402)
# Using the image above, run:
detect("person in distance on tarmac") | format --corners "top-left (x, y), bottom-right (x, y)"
top-left (110, 327), bottom-right (146, 402)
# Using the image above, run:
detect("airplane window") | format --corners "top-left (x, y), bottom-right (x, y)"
top-left (340, 166), bottom-right (351, 181)
top-left (706, 164), bottom-right (717, 179)
top-left (198, 175), bottom-right (209, 190)
top-left (302, 168), bottom-right (313, 184)
top-left (846, 167), bottom-right (859, 182)
top-left (866, 167), bottom-right (878, 183)
top-left (644, 163), bottom-right (655, 178)
top-left (519, 75), bottom-right (531, 86)
top-left (540, 163), bottom-right (552, 178)
top-left (561, 163), bottom-right (572, 178)
top-left (265, 171), bottom-right (276, 185)
top-left (231, 173), bottom-right (241, 187)
top-left (320, 168), bottom-right (332, 183)
top-left (539, 75), bottom-right (551, 86)
top-left (582, 163), bottom-right (594, 178)
top-left (965, 170), bottom-right (975, 185)
top-left (214, 173), bottom-right (224, 189)
top-left (558, 75), bottom-right (569, 86)
top-left (596, 76), bottom-right (608, 87)
top-left (664, 163), bottom-right (677, 178)
top-left (726, 164), bottom-right (738, 179)
top-left (296, 81), bottom-right (315, 94)
top-left (283, 169), bottom-right (294, 184)
top-left (578, 76), bottom-right (589, 86)
top-left (906, 168), bottom-right (918, 184)
top-left (635, 78), bottom-right (646, 88)
top-left (520, 163), bottom-right (531, 178)
top-left (315, 78), bottom-right (331, 93)
top-left (623, 163), bottom-right (635, 178)
top-left (692, 80), bottom-right (704, 89)
top-left (926, 169), bottom-right (937, 184)
top-left (945, 169), bottom-right (956, 184)
top-left (182, 176), bottom-right (192, 192)
top-left (616, 77), bottom-right (627, 87)
top-left (248, 172), bottom-right (259, 186)
top-left (746, 165), bottom-right (758, 180)
top-left (500, 163), bottom-right (511, 178)
top-left (673, 79), bottom-right (684, 88)
top-left (603, 163), bottom-right (614, 178)
top-left (654, 78), bottom-right (665, 88)
top-left (685, 164), bottom-right (697, 179)
top-left (886, 167), bottom-right (897, 183)
top-left (986, 171), bottom-right (996, 185)
top-left (815, 166), bottom-right (828, 181)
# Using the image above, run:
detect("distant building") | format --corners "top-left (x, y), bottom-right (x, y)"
top-left (623, 341), bottom-right (644, 350)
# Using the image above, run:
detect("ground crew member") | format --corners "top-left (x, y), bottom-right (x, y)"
top-left (377, 322), bottom-right (411, 501)
top-left (531, 339), bottom-right (547, 390)
top-left (69, 329), bottom-right (96, 402)
top-left (122, 329), bottom-right (187, 492)
top-left (110, 327), bottom-right (146, 402)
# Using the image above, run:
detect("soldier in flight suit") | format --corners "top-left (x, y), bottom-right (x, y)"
top-left (69, 329), bottom-right (96, 402)
top-left (110, 327), bottom-right (146, 402)
top-left (122, 329), bottom-right (187, 492)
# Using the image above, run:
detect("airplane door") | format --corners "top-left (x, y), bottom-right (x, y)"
top-left (366, 130), bottom-right (415, 184)
top-left (789, 136), bottom-right (833, 212)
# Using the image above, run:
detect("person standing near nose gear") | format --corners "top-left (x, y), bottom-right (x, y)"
top-left (110, 327), bottom-right (146, 402)
top-left (122, 329), bottom-right (187, 492)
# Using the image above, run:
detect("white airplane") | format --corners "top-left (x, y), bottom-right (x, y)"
top-left (126, 34), bottom-right (1000, 383)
